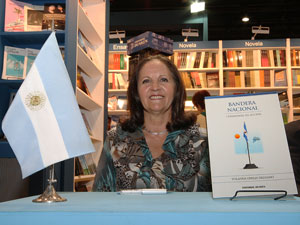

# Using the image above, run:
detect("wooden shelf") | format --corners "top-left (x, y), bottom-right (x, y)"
top-left (74, 174), bottom-right (95, 183)
top-left (76, 87), bottom-right (102, 111)
top-left (78, 5), bottom-right (102, 46)
top-left (77, 45), bottom-right (102, 78)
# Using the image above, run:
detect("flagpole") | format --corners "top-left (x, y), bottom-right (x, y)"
top-left (32, 20), bottom-right (68, 202)
top-left (243, 122), bottom-right (258, 169)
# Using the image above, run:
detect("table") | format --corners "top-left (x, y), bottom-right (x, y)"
top-left (0, 192), bottom-right (300, 225)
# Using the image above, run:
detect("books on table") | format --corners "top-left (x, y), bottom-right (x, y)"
top-left (205, 92), bottom-right (298, 198)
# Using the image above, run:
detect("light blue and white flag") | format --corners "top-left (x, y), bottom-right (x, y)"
top-left (2, 32), bottom-right (94, 178)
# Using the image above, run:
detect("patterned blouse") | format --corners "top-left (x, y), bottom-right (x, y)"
top-left (92, 124), bottom-right (211, 192)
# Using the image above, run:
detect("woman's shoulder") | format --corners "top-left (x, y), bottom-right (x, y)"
top-left (107, 124), bottom-right (142, 141)
top-left (185, 123), bottom-right (201, 136)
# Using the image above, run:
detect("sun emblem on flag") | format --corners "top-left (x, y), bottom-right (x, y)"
top-left (25, 91), bottom-right (46, 111)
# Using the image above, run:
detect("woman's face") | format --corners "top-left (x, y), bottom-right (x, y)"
top-left (137, 59), bottom-right (176, 115)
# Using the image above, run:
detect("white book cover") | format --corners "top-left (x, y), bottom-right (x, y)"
top-left (2, 46), bottom-right (26, 80)
top-left (23, 48), bottom-right (39, 77)
top-left (24, 5), bottom-right (44, 31)
top-left (205, 92), bottom-right (297, 198)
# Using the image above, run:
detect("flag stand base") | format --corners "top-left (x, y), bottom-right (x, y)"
top-left (243, 163), bottom-right (258, 169)
top-left (32, 164), bottom-right (67, 203)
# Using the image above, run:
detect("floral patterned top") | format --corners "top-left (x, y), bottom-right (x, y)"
top-left (92, 124), bottom-right (211, 192)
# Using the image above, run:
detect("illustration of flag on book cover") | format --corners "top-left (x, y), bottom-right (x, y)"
top-left (1, 32), bottom-right (94, 178)
top-left (205, 92), bottom-right (297, 198)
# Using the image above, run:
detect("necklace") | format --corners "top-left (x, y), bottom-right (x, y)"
top-left (143, 127), bottom-right (168, 136)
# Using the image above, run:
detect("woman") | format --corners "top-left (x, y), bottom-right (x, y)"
top-left (192, 90), bottom-right (211, 136)
top-left (93, 55), bottom-right (211, 192)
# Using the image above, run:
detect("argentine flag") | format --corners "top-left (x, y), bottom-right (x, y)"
top-left (2, 32), bottom-right (95, 178)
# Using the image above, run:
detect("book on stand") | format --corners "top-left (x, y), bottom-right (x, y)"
top-left (206, 92), bottom-right (298, 198)
top-left (23, 48), bottom-right (39, 77)
top-left (42, 3), bottom-right (65, 30)
top-left (4, 0), bottom-right (28, 32)
top-left (2, 46), bottom-right (26, 80)
top-left (24, 4), bottom-right (44, 31)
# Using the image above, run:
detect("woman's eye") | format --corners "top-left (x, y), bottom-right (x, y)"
top-left (142, 79), bottom-right (150, 84)
top-left (160, 77), bottom-right (168, 82)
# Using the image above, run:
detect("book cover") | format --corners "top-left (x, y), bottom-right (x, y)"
top-left (206, 72), bottom-right (219, 88)
top-left (77, 70), bottom-right (91, 96)
top-left (274, 70), bottom-right (287, 86)
top-left (84, 153), bottom-right (96, 174)
top-left (2, 46), bottom-right (25, 80)
top-left (205, 92), bottom-right (298, 198)
top-left (42, 3), bottom-right (65, 30)
top-left (194, 52), bottom-right (201, 68)
top-left (78, 30), bottom-right (88, 55)
top-left (24, 5), bottom-right (44, 31)
top-left (23, 48), bottom-right (39, 77)
top-left (78, 155), bottom-right (90, 175)
top-left (4, 0), bottom-right (30, 32)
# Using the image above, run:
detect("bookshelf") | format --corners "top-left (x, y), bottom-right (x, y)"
top-left (0, 0), bottom-right (108, 197)
top-left (108, 39), bottom-right (300, 123)
top-left (107, 43), bottom-right (128, 118)
top-left (71, 1), bottom-right (107, 191)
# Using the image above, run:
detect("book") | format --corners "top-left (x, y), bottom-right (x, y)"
top-left (274, 70), bottom-right (287, 86)
top-left (77, 70), bottom-right (91, 96)
top-left (23, 48), bottom-right (39, 77)
top-left (42, 3), bottom-right (65, 30)
top-left (78, 155), bottom-right (90, 175)
top-left (75, 157), bottom-right (84, 176)
top-left (117, 95), bottom-right (128, 110)
top-left (4, 0), bottom-right (29, 32)
top-left (84, 153), bottom-right (96, 174)
top-left (206, 72), bottom-right (219, 88)
top-left (2, 46), bottom-right (26, 80)
top-left (108, 96), bottom-right (118, 110)
top-left (24, 4), bottom-right (44, 31)
top-left (78, 30), bottom-right (89, 55)
top-left (205, 92), bottom-right (298, 198)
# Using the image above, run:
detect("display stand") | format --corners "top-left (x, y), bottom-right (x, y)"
top-left (230, 190), bottom-right (287, 201)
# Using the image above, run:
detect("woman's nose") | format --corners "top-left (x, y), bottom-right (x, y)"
top-left (150, 81), bottom-right (159, 90)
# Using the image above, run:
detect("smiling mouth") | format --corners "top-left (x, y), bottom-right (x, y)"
top-left (150, 95), bottom-right (163, 100)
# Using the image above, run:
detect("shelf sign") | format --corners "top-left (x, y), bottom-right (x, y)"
top-left (173, 41), bottom-right (219, 50)
top-left (252, 26), bottom-right (270, 34)
top-left (109, 43), bottom-right (127, 51)
top-left (223, 39), bottom-right (286, 48)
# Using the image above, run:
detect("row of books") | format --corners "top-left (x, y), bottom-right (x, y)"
top-left (108, 72), bottom-right (128, 89)
top-left (181, 71), bottom-right (219, 88)
top-left (1, 45), bottom-right (65, 80)
top-left (223, 49), bottom-right (286, 68)
top-left (108, 53), bottom-right (128, 70)
top-left (291, 49), bottom-right (300, 66)
top-left (5, 0), bottom-right (65, 32)
top-left (180, 70), bottom-right (289, 89)
top-left (1, 46), bottom-right (39, 80)
top-left (223, 70), bottom-right (287, 88)
top-left (171, 51), bottom-right (218, 69)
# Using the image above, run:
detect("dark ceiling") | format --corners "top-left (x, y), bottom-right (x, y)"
top-left (109, 0), bottom-right (300, 41)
